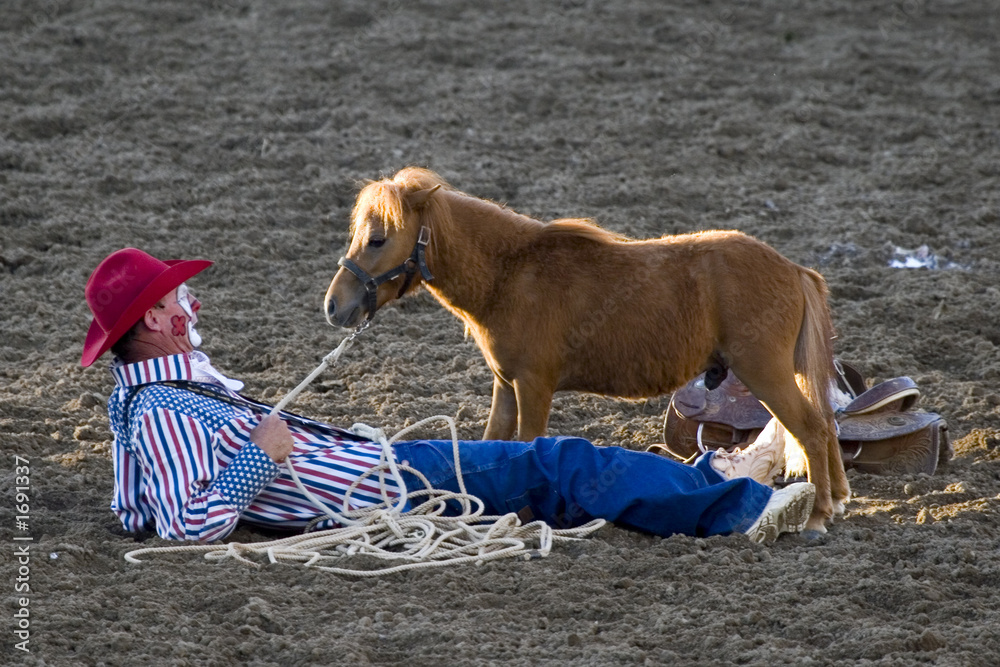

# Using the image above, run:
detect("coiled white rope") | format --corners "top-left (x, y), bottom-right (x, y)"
top-left (124, 326), bottom-right (606, 574)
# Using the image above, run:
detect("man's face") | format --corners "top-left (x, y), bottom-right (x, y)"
top-left (149, 284), bottom-right (202, 354)
top-left (175, 284), bottom-right (202, 347)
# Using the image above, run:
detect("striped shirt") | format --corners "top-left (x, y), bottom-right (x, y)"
top-left (107, 353), bottom-right (400, 542)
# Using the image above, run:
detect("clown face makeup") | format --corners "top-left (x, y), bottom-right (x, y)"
top-left (176, 284), bottom-right (202, 348)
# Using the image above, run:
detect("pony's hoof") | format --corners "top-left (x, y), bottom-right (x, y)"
top-left (832, 500), bottom-right (847, 517)
top-left (803, 517), bottom-right (829, 535)
top-left (801, 528), bottom-right (827, 541)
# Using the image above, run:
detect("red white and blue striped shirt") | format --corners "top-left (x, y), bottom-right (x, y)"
top-left (107, 353), bottom-right (400, 542)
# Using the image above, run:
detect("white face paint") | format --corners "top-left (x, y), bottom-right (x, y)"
top-left (176, 284), bottom-right (202, 348)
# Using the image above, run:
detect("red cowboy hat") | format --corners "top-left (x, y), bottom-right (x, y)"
top-left (81, 248), bottom-right (212, 367)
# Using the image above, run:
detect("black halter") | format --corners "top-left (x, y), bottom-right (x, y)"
top-left (337, 226), bottom-right (434, 320)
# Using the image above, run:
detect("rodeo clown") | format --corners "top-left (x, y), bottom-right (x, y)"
top-left (82, 248), bottom-right (814, 545)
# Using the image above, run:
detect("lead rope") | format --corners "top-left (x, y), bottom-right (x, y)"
top-left (268, 320), bottom-right (399, 527)
top-left (124, 323), bottom-right (605, 575)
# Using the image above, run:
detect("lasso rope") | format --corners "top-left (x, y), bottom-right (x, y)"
top-left (124, 324), bottom-right (605, 574)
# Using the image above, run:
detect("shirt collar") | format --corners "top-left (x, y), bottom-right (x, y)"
top-left (111, 353), bottom-right (195, 387)
top-left (110, 351), bottom-right (244, 391)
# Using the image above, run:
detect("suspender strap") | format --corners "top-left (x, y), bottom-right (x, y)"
top-left (121, 380), bottom-right (369, 442)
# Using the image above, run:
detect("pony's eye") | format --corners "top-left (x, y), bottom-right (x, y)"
top-left (369, 237), bottom-right (386, 249)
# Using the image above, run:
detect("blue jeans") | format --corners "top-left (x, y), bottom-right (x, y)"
top-left (392, 437), bottom-right (771, 538)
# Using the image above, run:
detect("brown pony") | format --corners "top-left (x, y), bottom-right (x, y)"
top-left (324, 167), bottom-right (849, 532)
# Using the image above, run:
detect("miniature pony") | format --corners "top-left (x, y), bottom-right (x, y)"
top-left (324, 168), bottom-right (848, 532)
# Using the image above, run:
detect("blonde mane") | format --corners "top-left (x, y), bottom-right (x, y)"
top-left (351, 167), bottom-right (450, 234)
top-left (354, 169), bottom-right (628, 250)
top-left (540, 218), bottom-right (629, 244)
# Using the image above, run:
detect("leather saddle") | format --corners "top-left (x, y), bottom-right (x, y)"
top-left (649, 362), bottom-right (951, 476)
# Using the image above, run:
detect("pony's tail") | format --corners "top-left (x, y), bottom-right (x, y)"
top-left (794, 268), bottom-right (836, 417)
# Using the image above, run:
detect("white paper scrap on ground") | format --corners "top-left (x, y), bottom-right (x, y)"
top-left (888, 245), bottom-right (964, 270)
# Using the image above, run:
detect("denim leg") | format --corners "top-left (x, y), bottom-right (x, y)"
top-left (392, 437), bottom-right (771, 538)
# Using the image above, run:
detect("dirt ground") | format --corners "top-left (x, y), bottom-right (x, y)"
top-left (2, 0), bottom-right (999, 664)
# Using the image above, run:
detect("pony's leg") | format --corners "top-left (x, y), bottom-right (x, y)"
top-left (483, 376), bottom-right (518, 441)
top-left (737, 370), bottom-right (838, 533)
top-left (827, 425), bottom-right (851, 515)
top-left (512, 375), bottom-right (554, 441)
top-left (780, 419), bottom-right (838, 532)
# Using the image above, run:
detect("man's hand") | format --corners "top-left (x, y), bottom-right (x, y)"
top-left (250, 414), bottom-right (294, 463)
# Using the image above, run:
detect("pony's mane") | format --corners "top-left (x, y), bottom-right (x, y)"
top-left (353, 169), bottom-right (627, 248)
top-left (540, 218), bottom-right (628, 244)
top-left (351, 167), bottom-right (450, 234)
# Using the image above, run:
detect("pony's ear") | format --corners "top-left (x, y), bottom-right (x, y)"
top-left (405, 184), bottom-right (441, 210)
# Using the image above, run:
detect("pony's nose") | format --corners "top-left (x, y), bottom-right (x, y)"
top-left (325, 296), bottom-right (339, 325)
top-left (325, 294), bottom-right (361, 328)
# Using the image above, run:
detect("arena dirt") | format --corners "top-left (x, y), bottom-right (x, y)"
top-left (2, 1), bottom-right (999, 665)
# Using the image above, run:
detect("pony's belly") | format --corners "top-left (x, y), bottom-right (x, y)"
top-left (554, 339), bottom-right (709, 398)
top-left (557, 367), bottom-right (689, 399)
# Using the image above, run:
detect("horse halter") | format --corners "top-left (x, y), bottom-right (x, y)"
top-left (337, 226), bottom-right (434, 320)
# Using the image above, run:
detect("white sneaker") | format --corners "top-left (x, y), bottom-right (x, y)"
top-left (710, 418), bottom-right (786, 486)
top-left (744, 482), bottom-right (815, 544)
